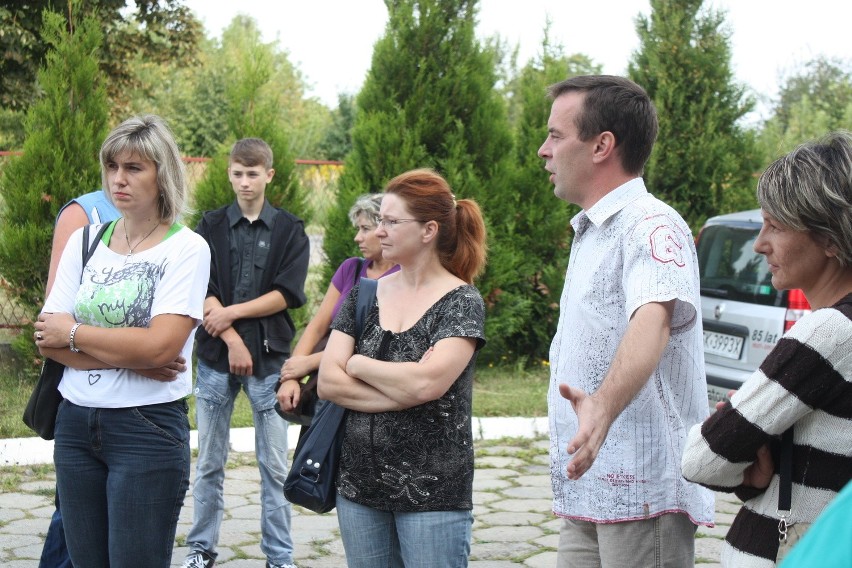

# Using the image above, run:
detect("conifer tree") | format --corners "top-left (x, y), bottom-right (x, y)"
top-left (758, 56), bottom-right (852, 162)
top-left (503, 31), bottom-right (601, 361)
top-left (323, 0), bottom-right (535, 362)
top-left (0, 11), bottom-right (108, 317)
top-left (629, 0), bottom-right (759, 230)
top-left (187, 16), bottom-right (306, 228)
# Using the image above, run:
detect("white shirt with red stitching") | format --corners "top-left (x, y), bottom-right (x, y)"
top-left (548, 177), bottom-right (714, 525)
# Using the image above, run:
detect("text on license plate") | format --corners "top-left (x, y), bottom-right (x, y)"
top-left (703, 331), bottom-right (744, 360)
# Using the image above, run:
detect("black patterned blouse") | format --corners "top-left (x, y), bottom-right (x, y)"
top-left (329, 283), bottom-right (486, 512)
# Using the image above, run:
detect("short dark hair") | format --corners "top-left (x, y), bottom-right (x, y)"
top-left (229, 138), bottom-right (273, 169)
top-left (548, 75), bottom-right (658, 175)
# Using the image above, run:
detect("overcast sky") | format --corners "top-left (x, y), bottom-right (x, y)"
top-left (182, 0), bottom-right (850, 122)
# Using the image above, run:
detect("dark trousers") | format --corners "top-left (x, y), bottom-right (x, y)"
top-left (40, 493), bottom-right (72, 568)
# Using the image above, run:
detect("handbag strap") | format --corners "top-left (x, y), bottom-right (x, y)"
top-left (355, 278), bottom-right (377, 341)
top-left (777, 425), bottom-right (794, 542)
top-left (80, 223), bottom-right (110, 282)
top-left (353, 258), bottom-right (365, 286)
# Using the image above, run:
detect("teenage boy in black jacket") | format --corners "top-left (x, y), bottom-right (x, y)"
top-left (182, 138), bottom-right (309, 568)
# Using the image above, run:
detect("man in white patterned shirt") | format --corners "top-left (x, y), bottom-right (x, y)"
top-left (538, 75), bottom-right (714, 567)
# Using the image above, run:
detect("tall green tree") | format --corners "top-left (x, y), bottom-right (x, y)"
top-left (186, 16), bottom-right (308, 227)
top-left (0, 0), bottom-right (200, 111)
top-left (0, 11), bottom-right (109, 352)
top-left (629, 0), bottom-right (759, 230)
top-left (316, 93), bottom-right (356, 161)
top-left (134, 24), bottom-right (332, 161)
top-left (758, 56), bottom-right (852, 161)
top-left (326, 0), bottom-right (564, 363)
top-left (503, 28), bottom-right (601, 361)
top-left (0, 1), bottom-right (201, 146)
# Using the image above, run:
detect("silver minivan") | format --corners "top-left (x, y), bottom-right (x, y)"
top-left (696, 210), bottom-right (811, 405)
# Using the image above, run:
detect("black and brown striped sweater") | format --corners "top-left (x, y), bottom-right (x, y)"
top-left (682, 294), bottom-right (852, 567)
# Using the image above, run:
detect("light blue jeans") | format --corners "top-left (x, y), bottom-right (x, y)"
top-left (336, 495), bottom-right (473, 568)
top-left (186, 361), bottom-right (293, 565)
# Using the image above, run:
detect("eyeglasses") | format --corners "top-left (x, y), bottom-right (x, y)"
top-left (376, 218), bottom-right (421, 229)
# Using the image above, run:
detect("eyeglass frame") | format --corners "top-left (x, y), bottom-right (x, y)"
top-left (376, 217), bottom-right (423, 229)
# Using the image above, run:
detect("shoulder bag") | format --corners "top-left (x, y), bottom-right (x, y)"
top-left (283, 277), bottom-right (377, 513)
top-left (22, 223), bottom-right (109, 440)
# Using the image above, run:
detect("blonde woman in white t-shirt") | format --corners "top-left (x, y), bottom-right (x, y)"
top-left (34, 115), bottom-right (210, 568)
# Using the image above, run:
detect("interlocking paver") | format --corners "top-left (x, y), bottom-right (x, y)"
top-left (0, 428), bottom-right (731, 566)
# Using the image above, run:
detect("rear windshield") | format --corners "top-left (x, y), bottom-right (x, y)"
top-left (697, 223), bottom-right (782, 307)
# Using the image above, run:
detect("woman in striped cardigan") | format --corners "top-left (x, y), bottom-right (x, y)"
top-left (682, 131), bottom-right (852, 568)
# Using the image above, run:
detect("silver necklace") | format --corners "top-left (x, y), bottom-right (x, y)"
top-left (123, 218), bottom-right (160, 261)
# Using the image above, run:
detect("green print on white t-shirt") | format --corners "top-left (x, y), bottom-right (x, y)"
top-left (75, 260), bottom-right (166, 329)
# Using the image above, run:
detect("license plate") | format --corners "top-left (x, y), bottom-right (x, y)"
top-left (703, 331), bottom-right (744, 360)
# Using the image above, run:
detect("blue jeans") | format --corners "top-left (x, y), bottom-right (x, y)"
top-left (336, 495), bottom-right (473, 568)
top-left (53, 399), bottom-right (190, 568)
top-left (186, 361), bottom-right (293, 565)
top-left (39, 495), bottom-right (72, 568)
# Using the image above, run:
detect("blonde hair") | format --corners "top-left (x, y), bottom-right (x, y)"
top-left (348, 193), bottom-right (383, 226)
top-left (100, 115), bottom-right (188, 223)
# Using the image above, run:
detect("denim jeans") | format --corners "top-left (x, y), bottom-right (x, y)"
top-left (336, 495), bottom-right (473, 568)
top-left (186, 361), bottom-right (293, 565)
top-left (53, 398), bottom-right (190, 568)
top-left (39, 494), bottom-right (72, 568)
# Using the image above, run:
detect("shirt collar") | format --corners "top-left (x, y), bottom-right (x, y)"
top-left (227, 200), bottom-right (275, 228)
top-left (571, 177), bottom-right (647, 232)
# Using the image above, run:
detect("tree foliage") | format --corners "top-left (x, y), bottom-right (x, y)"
top-left (325, 0), bottom-right (509, 265)
top-left (758, 56), bottom-right (852, 162)
top-left (502, 27), bottom-right (601, 361)
top-left (325, 0), bottom-right (575, 363)
top-left (316, 93), bottom-right (356, 161)
top-left (0, 11), bottom-right (109, 326)
top-left (185, 16), bottom-right (309, 228)
top-left (629, 0), bottom-right (759, 230)
top-left (0, 0), bottom-right (200, 118)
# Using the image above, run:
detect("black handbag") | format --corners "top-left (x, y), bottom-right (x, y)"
top-left (283, 277), bottom-right (377, 513)
top-left (22, 223), bottom-right (109, 440)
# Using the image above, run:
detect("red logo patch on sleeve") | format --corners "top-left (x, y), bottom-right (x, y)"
top-left (650, 226), bottom-right (685, 267)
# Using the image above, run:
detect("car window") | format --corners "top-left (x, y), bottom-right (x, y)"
top-left (697, 224), bottom-right (782, 307)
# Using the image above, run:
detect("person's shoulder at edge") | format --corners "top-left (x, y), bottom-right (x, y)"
top-left (332, 256), bottom-right (365, 281)
top-left (778, 480), bottom-right (852, 568)
top-left (266, 201), bottom-right (307, 226)
top-left (170, 224), bottom-right (212, 251)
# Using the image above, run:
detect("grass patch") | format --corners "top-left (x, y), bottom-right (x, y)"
top-left (1, 361), bottom-right (549, 439)
top-left (0, 358), bottom-right (35, 439)
top-left (473, 363), bottom-right (548, 417)
top-left (0, 462), bottom-right (54, 493)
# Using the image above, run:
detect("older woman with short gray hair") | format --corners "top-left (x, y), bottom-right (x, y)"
top-left (277, 193), bottom-right (398, 421)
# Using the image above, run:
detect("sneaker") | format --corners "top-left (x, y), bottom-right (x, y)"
top-left (266, 562), bottom-right (297, 568)
top-left (182, 550), bottom-right (215, 568)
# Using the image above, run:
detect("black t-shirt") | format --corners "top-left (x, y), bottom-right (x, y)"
top-left (331, 283), bottom-right (486, 512)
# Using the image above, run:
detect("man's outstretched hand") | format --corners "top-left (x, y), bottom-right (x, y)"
top-left (560, 384), bottom-right (613, 480)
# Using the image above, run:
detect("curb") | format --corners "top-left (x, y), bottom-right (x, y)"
top-left (1, 416), bottom-right (550, 466)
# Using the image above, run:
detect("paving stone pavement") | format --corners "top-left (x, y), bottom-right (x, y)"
top-left (0, 431), bottom-right (734, 567)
